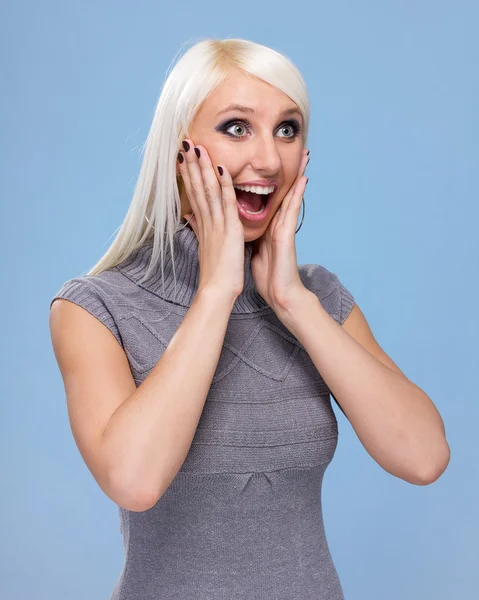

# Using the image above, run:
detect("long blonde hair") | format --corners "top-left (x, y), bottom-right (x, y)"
top-left (86, 37), bottom-right (310, 293)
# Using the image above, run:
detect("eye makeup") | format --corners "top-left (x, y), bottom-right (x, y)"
top-left (215, 117), bottom-right (302, 140)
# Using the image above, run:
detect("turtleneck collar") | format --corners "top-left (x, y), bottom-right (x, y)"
top-left (115, 223), bottom-right (271, 314)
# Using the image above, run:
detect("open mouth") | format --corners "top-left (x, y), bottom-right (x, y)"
top-left (233, 187), bottom-right (278, 221)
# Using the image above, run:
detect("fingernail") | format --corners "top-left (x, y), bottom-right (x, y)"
top-left (217, 165), bottom-right (223, 176)
top-left (194, 147), bottom-right (200, 158)
top-left (307, 150), bottom-right (310, 156)
top-left (182, 140), bottom-right (190, 152)
top-left (306, 178), bottom-right (309, 185)
top-left (177, 152), bottom-right (184, 164)
top-left (306, 157), bottom-right (310, 166)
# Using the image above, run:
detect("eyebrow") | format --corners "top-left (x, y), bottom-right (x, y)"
top-left (216, 103), bottom-right (302, 119)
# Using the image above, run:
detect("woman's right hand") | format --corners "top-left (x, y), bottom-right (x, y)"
top-left (177, 139), bottom-right (245, 302)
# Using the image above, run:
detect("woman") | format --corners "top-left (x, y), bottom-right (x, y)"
top-left (49, 38), bottom-right (449, 599)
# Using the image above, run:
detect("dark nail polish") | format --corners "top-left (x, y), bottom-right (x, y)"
top-left (307, 150), bottom-right (310, 156)
top-left (306, 178), bottom-right (309, 185)
top-left (194, 147), bottom-right (200, 158)
top-left (217, 165), bottom-right (223, 176)
top-left (307, 157), bottom-right (310, 166)
top-left (182, 141), bottom-right (190, 152)
top-left (177, 152), bottom-right (184, 164)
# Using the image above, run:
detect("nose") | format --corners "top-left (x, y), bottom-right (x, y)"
top-left (247, 136), bottom-right (282, 175)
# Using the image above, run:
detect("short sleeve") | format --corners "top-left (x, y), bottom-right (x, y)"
top-left (50, 277), bottom-right (123, 347)
top-left (299, 263), bottom-right (355, 326)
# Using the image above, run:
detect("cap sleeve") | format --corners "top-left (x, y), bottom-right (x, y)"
top-left (50, 277), bottom-right (123, 347)
top-left (299, 263), bottom-right (355, 326)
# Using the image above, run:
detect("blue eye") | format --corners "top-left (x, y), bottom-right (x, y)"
top-left (226, 122), bottom-right (248, 137)
top-left (217, 118), bottom-right (302, 140)
top-left (277, 123), bottom-right (300, 138)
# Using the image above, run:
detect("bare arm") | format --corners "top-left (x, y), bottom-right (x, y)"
top-left (50, 286), bottom-right (236, 512)
top-left (276, 291), bottom-right (449, 485)
top-left (101, 287), bottom-right (235, 508)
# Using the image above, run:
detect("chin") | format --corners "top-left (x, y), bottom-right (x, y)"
top-left (242, 229), bottom-right (260, 243)
top-left (241, 222), bottom-right (270, 244)
top-left (241, 205), bottom-right (281, 243)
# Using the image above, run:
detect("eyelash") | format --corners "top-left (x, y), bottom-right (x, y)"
top-left (217, 118), bottom-right (302, 140)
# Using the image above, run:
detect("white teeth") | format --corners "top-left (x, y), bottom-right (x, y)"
top-left (233, 184), bottom-right (275, 195)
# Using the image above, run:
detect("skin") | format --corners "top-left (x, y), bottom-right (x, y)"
top-left (176, 70), bottom-right (308, 243)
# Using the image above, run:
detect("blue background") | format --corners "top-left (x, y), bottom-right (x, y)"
top-left (2, 1), bottom-right (477, 598)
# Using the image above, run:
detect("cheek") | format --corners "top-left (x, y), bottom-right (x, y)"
top-left (282, 161), bottom-right (301, 188)
top-left (208, 145), bottom-right (243, 175)
top-left (278, 170), bottom-right (297, 198)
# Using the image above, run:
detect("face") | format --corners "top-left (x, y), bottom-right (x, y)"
top-left (177, 70), bottom-right (305, 242)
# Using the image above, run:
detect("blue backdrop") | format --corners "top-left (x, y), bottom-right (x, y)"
top-left (2, 1), bottom-right (477, 598)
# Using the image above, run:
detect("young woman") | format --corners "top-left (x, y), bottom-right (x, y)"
top-left (49, 38), bottom-right (449, 600)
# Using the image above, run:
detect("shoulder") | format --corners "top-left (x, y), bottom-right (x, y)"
top-left (50, 268), bottom-right (125, 302)
top-left (298, 263), bottom-right (339, 299)
top-left (49, 267), bottom-right (144, 311)
top-left (298, 263), bottom-right (355, 326)
top-left (49, 269), bottom-right (132, 347)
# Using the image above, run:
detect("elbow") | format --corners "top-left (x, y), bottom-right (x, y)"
top-left (119, 489), bottom-right (162, 513)
top-left (106, 470), bottom-right (163, 512)
top-left (412, 442), bottom-right (451, 486)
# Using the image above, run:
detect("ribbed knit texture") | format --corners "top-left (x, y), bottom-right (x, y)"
top-left (50, 223), bottom-right (355, 600)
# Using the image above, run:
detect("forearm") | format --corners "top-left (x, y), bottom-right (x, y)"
top-left (277, 290), bottom-right (449, 485)
top-left (101, 287), bottom-right (236, 509)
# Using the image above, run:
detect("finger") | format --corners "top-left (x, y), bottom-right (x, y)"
top-left (181, 138), bottom-right (211, 227)
top-left (283, 176), bottom-right (308, 229)
top-left (192, 145), bottom-right (224, 224)
top-left (177, 147), bottom-right (204, 229)
top-left (215, 163), bottom-right (240, 229)
top-left (294, 151), bottom-right (310, 188)
top-left (278, 153), bottom-right (310, 218)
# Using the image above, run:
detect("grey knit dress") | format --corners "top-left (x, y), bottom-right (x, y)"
top-left (50, 224), bottom-right (355, 600)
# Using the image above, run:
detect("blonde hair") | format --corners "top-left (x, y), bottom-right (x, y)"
top-left (86, 37), bottom-right (310, 293)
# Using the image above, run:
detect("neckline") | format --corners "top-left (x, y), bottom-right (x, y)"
top-left (115, 223), bottom-right (271, 314)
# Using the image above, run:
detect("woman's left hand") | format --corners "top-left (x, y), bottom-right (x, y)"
top-left (250, 149), bottom-right (310, 311)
